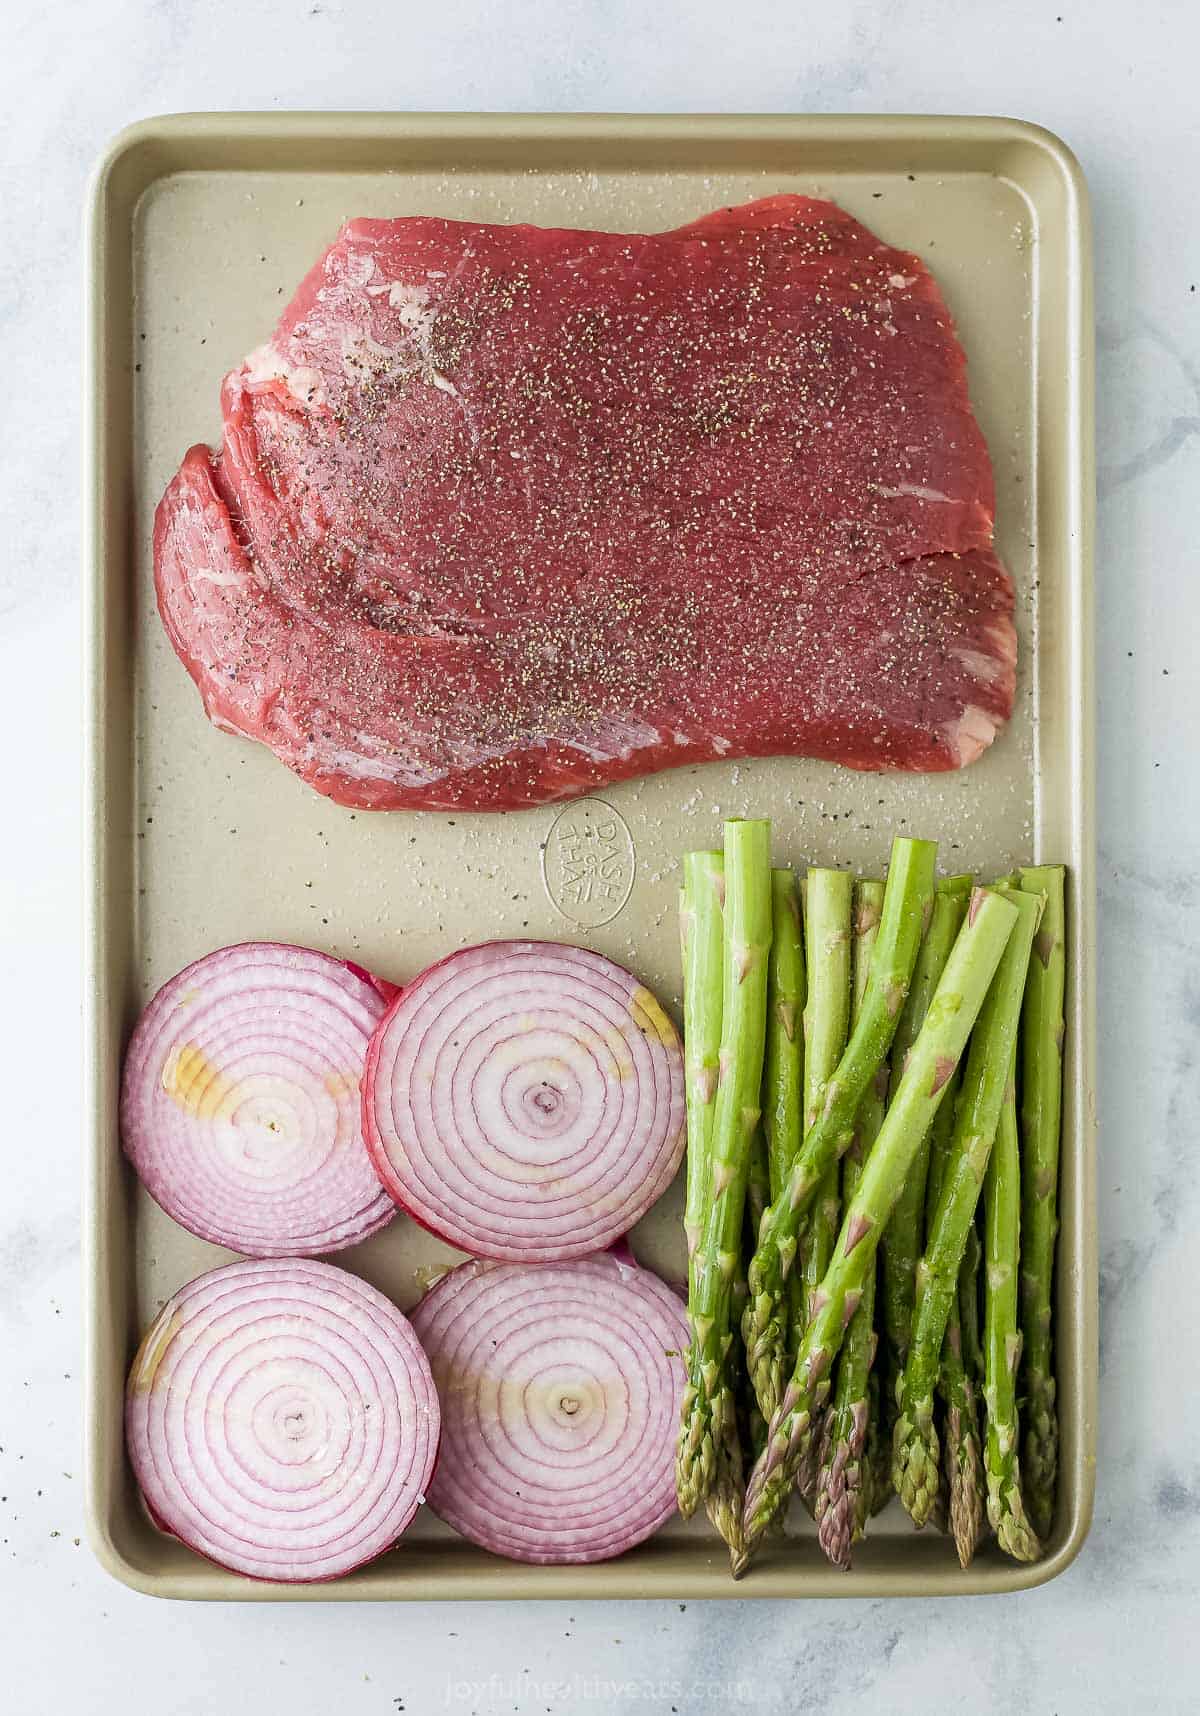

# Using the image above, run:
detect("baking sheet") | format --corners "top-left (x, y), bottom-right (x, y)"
top-left (84, 112), bottom-right (1095, 1598)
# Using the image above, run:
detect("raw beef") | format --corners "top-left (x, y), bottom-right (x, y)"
top-left (154, 196), bottom-right (1016, 811)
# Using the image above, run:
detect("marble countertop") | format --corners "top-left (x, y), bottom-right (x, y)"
top-left (3, 1), bottom-right (1197, 1710)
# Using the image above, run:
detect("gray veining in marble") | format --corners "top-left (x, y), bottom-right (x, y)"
top-left (2, 1), bottom-right (1198, 1711)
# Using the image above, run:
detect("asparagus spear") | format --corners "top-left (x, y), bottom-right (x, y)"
top-left (763, 869), bottom-right (805, 1205)
top-left (983, 1048), bottom-right (1042, 1561)
top-left (952, 1213), bottom-right (989, 1538)
top-left (742, 837), bottom-right (937, 1425)
top-left (742, 876), bottom-right (795, 1479)
top-left (925, 1035), bottom-right (986, 1567)
top-left (679, 853), bottom-right (725, 1277)
top-left (927, 885), bottom-right (981, 1558)
top-left (815, 878), bottom-right (886, 1569)
top-left (879, 878), bottom-right (971, 1441)
top-left (676, 852), bottom-right (748, 1559)
top-left (761, 869), bottom-right (808, 1477)
top-left (798, 871), bottom-right (855, 1297)
top-left (718, 1270), bottom-right (752, 1572)
top-left (1017, 865), bottom-right (1067, 1542)
top-left (676, 821), bottom-right (772, 1527)
top-left (794, 868), bottom-right (854, 1504)
top-left (739, 887), bottom-right (1019, 1563)
top-left (892, 888), bottom-right (1042, 1534)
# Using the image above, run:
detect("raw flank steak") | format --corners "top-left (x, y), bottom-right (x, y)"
top-left (154, 196), bottom-right (1016, 811)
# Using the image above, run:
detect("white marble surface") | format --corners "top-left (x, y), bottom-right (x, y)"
top-left (3, 2), bottom-right (1198, 1710)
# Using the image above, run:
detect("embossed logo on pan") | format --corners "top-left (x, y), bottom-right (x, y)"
top-left (541, 798), bottom-right (636, 927)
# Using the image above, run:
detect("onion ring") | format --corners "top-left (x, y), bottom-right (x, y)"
top-left (363, 941), bottom-right (685, 1260)
top-left (125, 1257), bottom-right (439, 1581)
top-left (121, 942), bottom-right (396, 1256)
top-left (410, 1251), bottom-right (688, 1563)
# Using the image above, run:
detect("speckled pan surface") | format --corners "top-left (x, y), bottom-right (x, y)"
top-left (84, 112), bottom-right (1095, 1600)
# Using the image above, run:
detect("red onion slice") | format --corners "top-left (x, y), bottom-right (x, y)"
top-left (121, 942), bottom-right (396, 1256)
top-left (411, 1252), bottom-right (688, 1563)
top-left (363, 941), bottom-right (685, 1261)
top-left (126, 1258), bottom-right (440, 1581)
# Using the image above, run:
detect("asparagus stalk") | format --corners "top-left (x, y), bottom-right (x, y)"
top-left (677, 852), bottom-right (748, 1558)
top-left (925, 1036), bottom-right (986, 1567)
top-left (918, 879), bottom-right (975, 1543)
top-left (983, 1047), bottom-right (1043, 1562)
top-left (762, 869), bottom-right (808, 1468)
top-left (1017, 865), bottom-right (1067, 1542)
top-left (879, 878), bottom-right (971, 1441)
top-left (720, 1258), bottom-right (753, 1572)
top-left (949, 1209), bottom-right (989, 1555)
top-left (892, 888), bottom-right (1043, 1534)
top-left (815, 878), bottom-right (886, 1569)
top-left (794, 869), bottom-right (854, 1504)
top-left (676, 821), bottom-right (772, 1528)
top-left (849, 895), bottom-right (890, 1539)
top-left (799, 871), bottom-right (855, 1299)
top-left (680, 853), bottom-right (725, 1277)
top-left (739, 888), bottom-right (1019, 1563)
top-left (742, 837), bottom-right (937, 1425)
top-left (763, 870), bottom-right (805, 1205)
